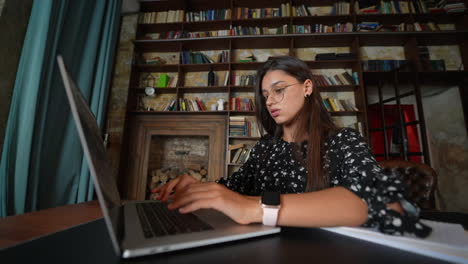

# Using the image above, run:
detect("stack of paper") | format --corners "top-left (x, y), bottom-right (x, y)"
top-left (322, 220), bottom-right (468, 263)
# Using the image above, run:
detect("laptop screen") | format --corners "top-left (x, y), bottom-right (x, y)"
top-left (57, 55), bottom-right (122, 254)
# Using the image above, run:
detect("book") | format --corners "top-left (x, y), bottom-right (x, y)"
top-left (223, 71), bottom-right (229, 86)
top-left (229, 143), bottom-right (244, 151)
top-left (167, 75), bottom-right (178, 87)
top-left (231, 148), bottom-right (244, 163)
top-left (307, 6), bottom-right (334, 15)
top-left (157, 73), bottom-right (169, 87)
top-left (194, 98), bottom-right (205, 111)
top-left (315, 53), bottom-right (337, 60)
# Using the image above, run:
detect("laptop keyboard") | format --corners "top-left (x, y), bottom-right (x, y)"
top-left (136, 203), bottom-right (214, 238)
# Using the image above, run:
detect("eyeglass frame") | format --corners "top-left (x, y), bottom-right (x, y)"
top-left (262, 82), bottom-right (302, 103)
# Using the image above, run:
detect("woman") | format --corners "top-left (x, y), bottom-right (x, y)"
top-left (154, 56), bottom-right (430, 237)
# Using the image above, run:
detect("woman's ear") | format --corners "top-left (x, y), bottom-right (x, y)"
top-left (304, 79), bottom-right (313, 97)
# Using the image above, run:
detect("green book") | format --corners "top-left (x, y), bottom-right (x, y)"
top-left (157, 73), bottom-right (169, 87)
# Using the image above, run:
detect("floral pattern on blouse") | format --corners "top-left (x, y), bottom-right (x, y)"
top-left (217, 128), bottom-right (431, 237)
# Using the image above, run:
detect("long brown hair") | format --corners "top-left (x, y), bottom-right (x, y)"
top-left (254, 56), bottom-right (338, 192)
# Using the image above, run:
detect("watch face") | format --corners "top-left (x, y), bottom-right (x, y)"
top-left (145, 87), bottom-right (155, 96)
top-left (262, 191), bottom-right (280, 206)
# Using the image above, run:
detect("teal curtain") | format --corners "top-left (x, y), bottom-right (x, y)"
top-left (0, 0), bottom-right (122, 217)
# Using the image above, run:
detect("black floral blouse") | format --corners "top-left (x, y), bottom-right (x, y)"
top-left (217, 128), bottom-right (431, 237)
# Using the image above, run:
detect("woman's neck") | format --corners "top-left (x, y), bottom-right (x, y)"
top-left (282, 122), bottom-right (306, 143)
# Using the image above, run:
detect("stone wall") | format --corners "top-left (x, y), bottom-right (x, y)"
top-left (422, 87), bottom-right (468, 212)
top-left (0, 0), bottom-right (33, 159)
top-left (0, 0), bottom-right (5, 16)
top-left (105, 14), bottom-right (138, 175)
top-left (367, 84), bottom-right (468, 212)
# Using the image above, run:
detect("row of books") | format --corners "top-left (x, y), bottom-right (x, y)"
top-left (312, 72), bottom-right (357, 87)
top-left (139, 10), bottom-right (185, 24)
top-left (186, 9), bottom-right (231, 22)
top-left (235, 4), bottom-right (291, 19)
top-left (139, 0), bottom-right (465, 25)
top-left (217, 51), bottom-right (230, 63)
top-left (180, 51), bottom-right (214, 64)
top-left (355, 0), bottom-right (409, 14)
top-left (355, 0), bottom-right (465, 14)
top-left (363, 60), bottom-right (408, 71)
top-left (229, 116), bottom-right (261, 137)
top-left (333, 1), bottom-right (353, 15)
top-left (315, 52), bottom-right (357, 60)
top-left (322, 97), bottom-right (359, 112)
top-left (293, 22), bottom-right (354, 34)
top-left (348, 122), bottom-right (365, 136)
top-left (185, 30), bottom-right (231, 38)
top-left (411, 0), bottom-right (438, 13)
top-left (230, 25), bottom-right (290, 36)
top-left (292, 3), bottom-right (351, 16)
top-left (230, 97), bottom-right (255, 111)
top-left (357, 21), bottom-right (381, 31)
top-left (438, 1), bottom-right (466, 13)
top-left (161, 98), bottom-right (206, 112)
top-left (232, 74), bottom-right (256, 86)
top-left (141, 21), bottom-right (455, 40)
top-left (417, 45), bottom-right (447, 68)
top-left (357, 21), bottom-right (454, 32)
top-left (410, 0), bottom-right (466, 14)
top-left (145, 29), bottom-right (231, 40)
top-left (229, 145), bottom-right (253, 164)
top-left (413, 21), bottom-right (446, 31)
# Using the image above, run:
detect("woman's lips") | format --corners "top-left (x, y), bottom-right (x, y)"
top-left (270, 109), bottom-right (280, 117)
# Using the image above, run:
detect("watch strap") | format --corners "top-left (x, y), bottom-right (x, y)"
top-left (262, 205), bottom-right (280, 226)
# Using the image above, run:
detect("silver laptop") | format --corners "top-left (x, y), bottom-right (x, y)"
top-left (57, 55), bottom-right (280, 258)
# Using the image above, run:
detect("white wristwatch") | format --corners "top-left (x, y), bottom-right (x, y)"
top-left (261, 191), bottom-right (281, 226)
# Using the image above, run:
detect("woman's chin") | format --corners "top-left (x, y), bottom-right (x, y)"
top-left (272, 116), bottom-right (286, 125)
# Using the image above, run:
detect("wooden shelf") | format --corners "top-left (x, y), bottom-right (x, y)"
top-left (364, 71), bottom-right (468, 83)
top-left (134, 64), bottom-right (179, 72)
top-left (130, 110), bottom-right (229, 115)
top-left (230, 62), bottom-right (263, 70)
top-left (179, 86), bottom-right (229, 92)
top-left (227, 163), bottom-right (244, 166)
top-left (229, 111), bottom-right (256, 115)
top-left (134, 30), bottom-right (468, 47)
top-left (304, 60), bottom-right (359, 69)
top-left (318, 85), bottom-right (359, 91)
top-left (181, 63), bottom-right (230, 71)
top-left (291, 14), bottom-right (354, 25)
top-left (329, 111), bottom-right (362, 116)
top-left (131, 87), bottom-right (178, 94)
top-left (229, 136), bottom-right (260, 140)
top-left (230, 85), bottom-right (255, 92)
top-left (126, 0), bottom-right (468, 180)
top-left (359, 30), bottom-right (468, 46)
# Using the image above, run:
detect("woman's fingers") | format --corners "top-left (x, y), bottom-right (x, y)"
top-left (159, 177), bottom-right (180, 201)
top-left (168, 186), bottom-right (219, 210)
top-left (178, 198), bottom-right (217, 214)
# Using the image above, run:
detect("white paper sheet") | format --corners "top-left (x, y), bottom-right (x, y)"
top-left (322, 220), bottom-right (468, 264)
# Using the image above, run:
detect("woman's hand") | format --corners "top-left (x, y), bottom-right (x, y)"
top-left (153, 174), bottom-right (199, 202)
top-left (168, 182), bottom-right (262, 225)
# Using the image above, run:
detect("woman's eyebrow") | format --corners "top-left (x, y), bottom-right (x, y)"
top-left (262, 81), bottom-right (285, 92)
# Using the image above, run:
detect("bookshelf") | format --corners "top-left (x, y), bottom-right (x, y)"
top-left (124, 0), bottom-right (468, 179)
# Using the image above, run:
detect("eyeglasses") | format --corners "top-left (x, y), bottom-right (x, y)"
top-left (262, 83), bottom-right (301, 103)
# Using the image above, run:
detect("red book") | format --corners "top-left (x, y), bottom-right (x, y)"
top-left (195, 97), bottom-right (204, 111)
top-left (362, 9), bottom-right (379, 13)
